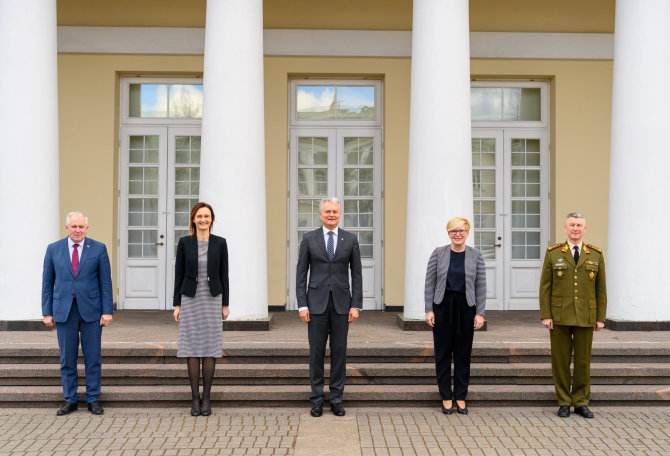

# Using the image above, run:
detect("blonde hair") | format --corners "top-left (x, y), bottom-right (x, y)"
top-left (446, 217), bottom-right (471, 232)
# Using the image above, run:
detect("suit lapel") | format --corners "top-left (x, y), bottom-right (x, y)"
top-left (332, 229), bottom-right (346, 261)
top-left (60, 238), bottom-right (75, 278)
top-left (561, 242), bottom-right (576, 268)
top-left (575, 245), bottom-right (588, 269)
top-left (317, 227), bottom-right (330, 260)
top-left (76, 238), bottom-right (92, 275)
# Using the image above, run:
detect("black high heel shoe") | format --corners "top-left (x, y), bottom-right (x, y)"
top-left (456, 403), bottom-right (468, 415)
top-left (441, 401), bottom-right (453, 415)
top-left (200, 397), bottom-right (211, 416)
top-left (190, 397), bottom-right (201, 416)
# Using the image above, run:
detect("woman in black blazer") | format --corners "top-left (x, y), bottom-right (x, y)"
top-left (173, 202), bottom-right (229, 416)
top-left (424, 217), bottom-right (486, 415)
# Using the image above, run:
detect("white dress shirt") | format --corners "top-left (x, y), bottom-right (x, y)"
top-left (68, 237), bottom-right (85, 263)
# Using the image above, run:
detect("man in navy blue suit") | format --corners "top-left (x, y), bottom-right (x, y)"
top-left (42, 211), bottom-right (113, 415)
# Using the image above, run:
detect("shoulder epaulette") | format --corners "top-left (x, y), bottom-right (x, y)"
top-left (586, 243), bottom-right (602, 253)
top-left (547, 243), bottom-right (562, 251)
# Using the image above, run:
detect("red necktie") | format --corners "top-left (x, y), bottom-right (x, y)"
top-left (72, 244), bottom-right (79, 276)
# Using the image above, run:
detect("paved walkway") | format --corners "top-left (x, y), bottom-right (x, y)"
top-left (1, 407), bottom-right (669, 455)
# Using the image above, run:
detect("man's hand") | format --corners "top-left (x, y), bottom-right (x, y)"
top-left (425, 311), bottom-right (435, 327)
top-left (43, 315), bottom-right (55, 328)
top-left (100, 314), bottom-right (113, 327)
top-left (594, 321), bottom-right (605, 331)
top-left (222, 306), bottom-right (230, 321)
top-left (299, 309), bottom-right (310, 322)
top-left (173, 306), bottom-right (180, 322)
top-left (348, 307), bottom-right (359, 323)
top-left (541, 318), bottom-right (554, 330)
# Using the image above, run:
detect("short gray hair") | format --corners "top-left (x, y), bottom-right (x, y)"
top-left (319, 197), bottom-right (340, 212)
top-left (65, 211), bottom-right (88, 226)
top-left (566, 212), bottom-right (586, 225)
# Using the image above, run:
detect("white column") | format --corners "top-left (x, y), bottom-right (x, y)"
top-left (199, 0), bottom-right (268, 320)
top-left (0, 0), bottom-right (60, 321)
top-left (607, 0), bottom-right (670, 323)
top-left (403, 0), bottom-right (474, 320)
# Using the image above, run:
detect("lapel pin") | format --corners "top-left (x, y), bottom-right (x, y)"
top-left (589, 272), bottom-right (595, 279)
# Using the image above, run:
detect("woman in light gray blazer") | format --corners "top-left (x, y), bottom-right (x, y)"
top-left (425, 217), bottom-right (486, 415)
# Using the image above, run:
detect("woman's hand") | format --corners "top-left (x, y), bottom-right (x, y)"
top-left (173, 306), bottom-right (180, 322)
top-left (474, 314), bottom-right (484, 330)
top-left (425, 311), bottom-right (435, 327)
top-left (222, 306), bottom-right (230, 321)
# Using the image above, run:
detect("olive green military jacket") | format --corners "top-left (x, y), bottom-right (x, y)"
top-left (539, 242), bottom-right (607, 327)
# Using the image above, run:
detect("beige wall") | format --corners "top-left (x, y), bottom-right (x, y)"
top-left (472, 59), bottom-right (613, 250)
top-left (57, 54), bottom-right (204, 297)
top-left (57, 53), bottom-right (612, 308)
top-left (57, 0), bottom-right (614, 33)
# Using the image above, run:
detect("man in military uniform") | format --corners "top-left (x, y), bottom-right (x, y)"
top-left (539, 212), bottom-right (607, 418)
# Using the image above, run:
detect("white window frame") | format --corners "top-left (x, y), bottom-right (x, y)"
top-left (471, 80), bottom-right (549, 129)
top-left (120, 77), bottom-right (204, 126)
top-left (289, 79), bottom-right (383, 128)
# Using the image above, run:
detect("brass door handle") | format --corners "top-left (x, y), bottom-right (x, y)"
top-left (494, 243), bottom-right (502, 247)
top-left (154, 242), bottom-right (164, 246)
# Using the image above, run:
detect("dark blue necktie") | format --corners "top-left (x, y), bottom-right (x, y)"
top-left (573, 246), bottom-right (580, 264)
top-left (327, 231), bottom-right (335, 261)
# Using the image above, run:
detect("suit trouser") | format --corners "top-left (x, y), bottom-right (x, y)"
top-left (432, 292), bottom-right (475, 401)
top-left (307, 293), bottom-right (349, 405)
top-left (550, 324), bottom-right (594, 407)
top-left (56, 299), bottom-right (103, 404)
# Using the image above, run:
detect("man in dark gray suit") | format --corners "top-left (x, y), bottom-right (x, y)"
top-left (296, 197), bottom-right (362, 417)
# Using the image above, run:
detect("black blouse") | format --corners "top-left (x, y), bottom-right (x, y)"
top-left (445, 249), bottom-right (466, 293)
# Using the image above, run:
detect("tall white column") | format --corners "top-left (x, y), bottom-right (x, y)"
top-left (0, 0), bottom-right (60, 321)
top-left (607, 0), bottom-right (670, 323)
top-left (403, 0), bottom-right (474, 320)
top-left (199, 0), bottom-right (268, 320)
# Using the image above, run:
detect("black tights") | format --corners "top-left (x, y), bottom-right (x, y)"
top-left (187, 357), bottom-right (216, 411)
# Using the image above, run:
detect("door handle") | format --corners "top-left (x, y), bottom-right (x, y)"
top-left (494, 243), bottom-right (502, 247)
top-left (154, 242), bottom-right (164, 246)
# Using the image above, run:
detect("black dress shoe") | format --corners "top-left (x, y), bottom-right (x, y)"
top-left (190, 398), bottom-right (201, 416)
top-left (330, 403), bottom-right (345, 416)
top-left (87, 401), bottom-right (104, 415)
top-left (557, 405), bottom-right (570, 417)
top-left (574, 405), bottom-right (594, 418)
top-left (310, 404), bottom-right (323, 417)
top-left (56, 402), bottom-right (78, 416)
top-left (441, 404), bottom-right (453, 415)
top-left (456, 404), bottom-right (468, 415)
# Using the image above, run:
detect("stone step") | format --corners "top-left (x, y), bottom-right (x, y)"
top-left (1, 344), bottom-right (669, 364)
top-left (1, 384), bottom-right (668, 407)
top-left (1, 363), bottom-right (668, 386)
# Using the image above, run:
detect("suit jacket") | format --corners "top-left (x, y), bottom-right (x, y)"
top-left (42, 237), bottom-right (114, 323)
top-left (296, 227), bottom-right (363, 314)
top-left (173, 234), bottom-right (229, 307)
top-left (424, 245), bottom-right (487, 315)
top-left (539, 241), bottom-right (607, 327)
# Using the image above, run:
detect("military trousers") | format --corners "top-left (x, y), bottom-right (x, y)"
top-left (550, 325), bottom-right (594, 407)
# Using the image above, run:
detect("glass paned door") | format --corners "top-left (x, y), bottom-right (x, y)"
top-left (472, 130), bottom-right (504, 310)
top-left (471, 129), bottom-right (549, 310)
top-left (288, 128), bottom-right (383, 311)
top-left (119, 126), bottom-right (201, 309)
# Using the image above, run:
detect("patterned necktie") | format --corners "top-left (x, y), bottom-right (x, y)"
top-left (327, 231), bottom-right (335, 261)
top-left (72, 244), bottom-right (80, 275)
top-left (573, 246), bottom-right (580, 264)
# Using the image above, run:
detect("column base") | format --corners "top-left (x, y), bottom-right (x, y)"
top-left (606, 319), bottom-right (670, 331)
top-left (0, 321), bottom-right (52, 331)
top-left (223, 314), bottom-right (274, 331)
